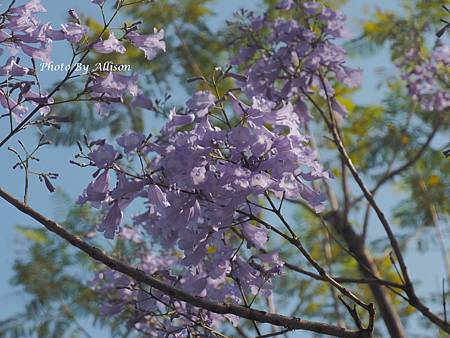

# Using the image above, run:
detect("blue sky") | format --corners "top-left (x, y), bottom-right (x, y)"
top-left (0, 0), bottom-right (447, 337)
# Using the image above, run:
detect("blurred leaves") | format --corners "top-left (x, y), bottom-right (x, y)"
top-left (0, 194), bottom-right (101, 338)
top-left (0, 190), bottom-right (147, 338)
top-left (14, 226), bottom-right (48, 245)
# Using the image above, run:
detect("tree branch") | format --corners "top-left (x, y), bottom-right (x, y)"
top-left (284, 260), bottom-right (403, 289)
top-left (239, 209), bottom-right (376, 334)
top-left (0, 186), bottom-right (369, 338)
top-left (306, 84), bottom-right (450, 334)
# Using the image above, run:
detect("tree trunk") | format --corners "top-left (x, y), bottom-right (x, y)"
top-left (326, 211), bottom-right (407, 338)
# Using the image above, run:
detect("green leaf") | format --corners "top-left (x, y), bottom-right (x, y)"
top-left (15, 226), bottom-right (48, 244)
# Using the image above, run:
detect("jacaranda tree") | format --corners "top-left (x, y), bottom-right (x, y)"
top-left (0, 0), bottom-right (448, 337)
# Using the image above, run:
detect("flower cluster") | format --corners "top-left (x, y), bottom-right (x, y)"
top-left (74, 26), bottom-right (165, 116)
top-left (0, 0), bottom-right (165, 124)
top-left (74, 1), bottom-right (364, 334)
top-left (398, 43), bottom-right (450, 112)
top-left (90, 246), bottom-right (238, 337)
top-left (0, 0), bottom-right (367, 335)
top-left (0, 0), bottom-right (60, 121)
top-left (231, 1), bottom-right (362, 122)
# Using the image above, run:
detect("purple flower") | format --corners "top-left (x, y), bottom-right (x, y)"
top-left (148, 185), bottom-right (170, 214)
top-left (0, 94), bottom-right (27, 122)
top-left (398, 45), bottom-right (450, 112)
top-left (61, 22), bottom-right (87, 43)
top-left (126, 29), bottom-right (165, 60)
top-left (232, 258), bottom-right (263, 295)
top-left (228, 126), bottom-right (251, 148)
top-left (299, 182), bottom-right (326, 213)
top-left (181, 272), bottom-right (208, 296)
top-left (111, 174), bottom-right (145, 203)
top-left (242, 223), bottom-right (268, 249)
top-left (78, 170), bottom-right (110, 205)
top-left (42, 176), bottom-right (55, 193)
top-left (74, 3), bottom-right (368, 328)
top-left (432, 44), bottom-right (450, 65)
top-left (22, 90), bottom-right (54, 111)
top-left (99, 302), bottom-right (125, 316)
top-left (10, 0), bottom-right (46, 14)
top-left (131, 93), bottom-right (155, 110)
top-left (294, 100), bottom-right (312, 124)
top-left (276, 0), bottom-right (295, 10)
top-left (93, 32), bottom-right (126, 54)
top-left (90, 72), bottom-right (138, 98)
top-left (190, 166), bottom-right (207, 185)
top-left (7, 0), bottom-right (46, 32)
top-left (0, 57), bottom-right (30, 76)
top-left (45, 25), bottom-right (66, 41)
top-left (336, 66), bottom-right (363, 88)
top-left (136, 290), bottom-right (157, 311)
top-left (181, 241), bottom-right (208, 266)
top-left (253, 253), bottom-right (284, 275)
top-left (250, 172), bottom-right (271, 190)
top-left (303, 1), bottom-right (321, 15)
top-left (319, 8), bottom-right (352, 38)
top-left (331, 97), bottom-right (348, 118)
top-left (21, 43), bottom-right (52, 62)
top-left (89, 73), bottom-right (138, 115)
top-left (68, 9), bottom-right (81, 24)
top-left (186, 91), bottom-right (216, 118)
top-left (117, 131), bottom-right (145, 154)
top-left (162, 110), bottom-right (195, 134)
top-left (97, 202), bottom-right (122, 239)
top-left (120, 227), bottom-right (141, 243)
top-left (88, 144), bottom-right (118, 168)
top-left (230, 46), bottom-right (257, 65)
top-left (94, 102), bottom-right (116, 117)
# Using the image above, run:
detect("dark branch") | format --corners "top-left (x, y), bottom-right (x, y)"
top-left (0, 186), bottom-right (370, 338)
